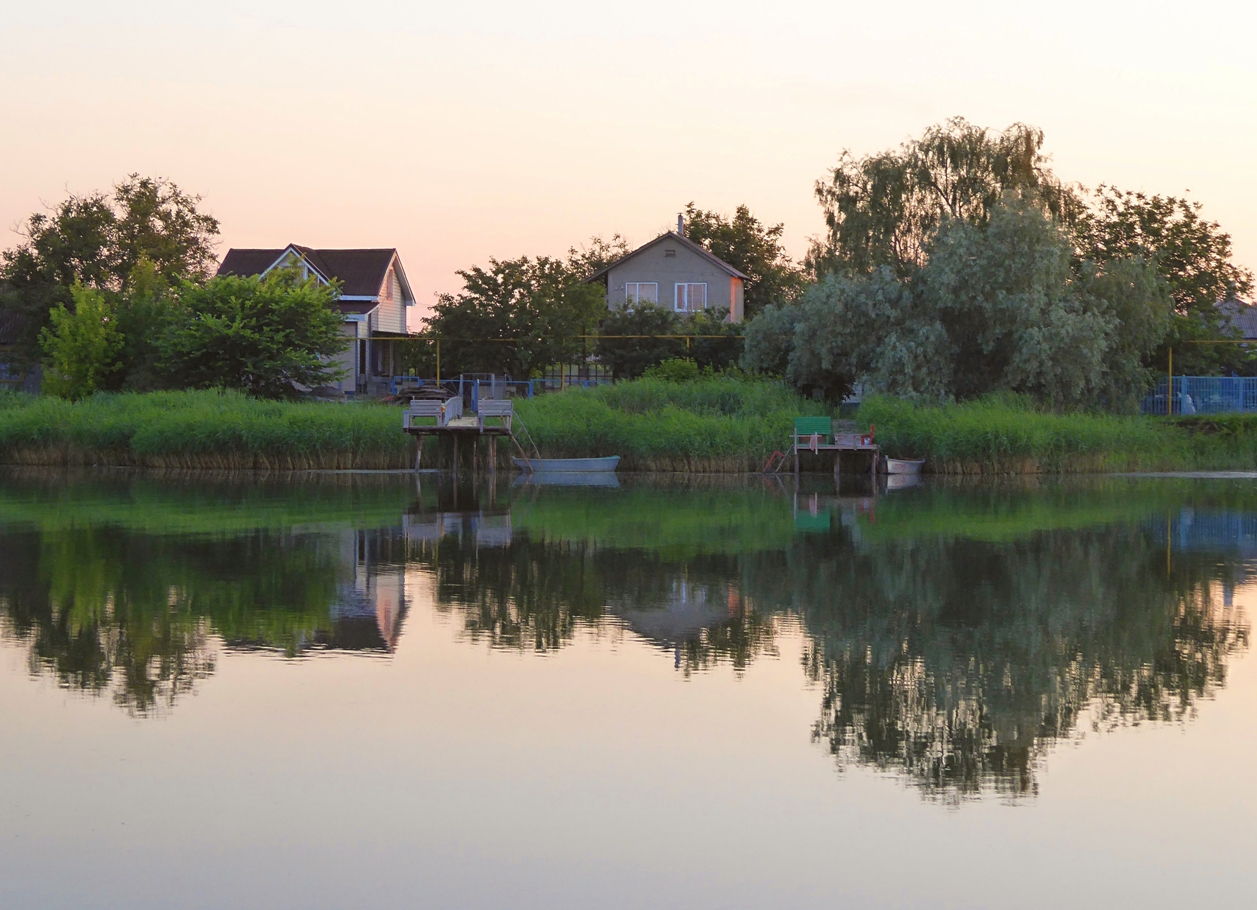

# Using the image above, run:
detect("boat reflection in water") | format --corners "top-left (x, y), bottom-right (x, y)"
top-left (0, 472), bottom-right (1251, 800)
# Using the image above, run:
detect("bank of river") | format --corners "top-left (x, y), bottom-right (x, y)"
top-left (2, 382), bottom-right (1255, 473)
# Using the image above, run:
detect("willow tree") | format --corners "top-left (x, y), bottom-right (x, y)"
top-left (807, 117), bottom-right (1082, 277)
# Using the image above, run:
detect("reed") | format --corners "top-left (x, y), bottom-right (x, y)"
top-left (510, 377), bottom-right (825, 471)
top-left (3, 383), bottom-right (1256, 475)
top-left (860, 394), bottom-right (1257, 473)
top-left (0, 390), bottom-right (414, 470)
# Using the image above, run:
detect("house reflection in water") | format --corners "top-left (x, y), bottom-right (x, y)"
top-left (312, 529), bottom-right (410, 653)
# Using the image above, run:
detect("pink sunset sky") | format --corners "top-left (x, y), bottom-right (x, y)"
top-left (3, 1), bottom-right (1255, 327)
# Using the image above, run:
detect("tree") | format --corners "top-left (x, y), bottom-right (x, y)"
top-left (921, 198), bottom-right (1128, 409)
top-left (746, 199), bottom-right (1171, 410)
top-left (111, 175), bottom-right (220, 285)
top-left (424, 245), bottom-right (612, 378)
top-left (808, 118), bottom-right (1081, 277)
top-left (39, 285), bottom-right (125, 400)
top-left (112, 258), bottom-right (178, 392)
top-left (595, 304), bottom-right (683, 379)
top-left (1073, 186), bottom-right (1255, 374)
top-left (0, 175), bottom-right (219, 365)
top-left (157, 267), bottom-right (347, 398)
top-left (681, 202), bottom-right (804, 319)
top-left (679, 307), bottom-right (745, 373)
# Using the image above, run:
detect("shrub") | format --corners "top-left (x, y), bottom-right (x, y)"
top-left (644, 359), bottom-right (700, 382)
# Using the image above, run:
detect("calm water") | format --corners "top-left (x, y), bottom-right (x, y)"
top-left (1, 470), bottom-right (1255, 909)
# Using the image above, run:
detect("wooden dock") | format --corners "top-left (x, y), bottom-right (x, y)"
top-left (793, 417), bottom-right (879, 478)
top-left (403, 398), bottom-right (522, 472)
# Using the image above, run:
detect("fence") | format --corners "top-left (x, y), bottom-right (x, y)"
top-left (1140, 376), bottom-right (1257, 415)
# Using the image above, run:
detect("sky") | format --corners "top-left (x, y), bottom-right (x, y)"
top-left (3, 1), bottom-right (1255, 323)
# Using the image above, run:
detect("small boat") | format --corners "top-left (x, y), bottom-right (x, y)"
top-left (884, 457), bottom-right (926, 475)
top-left (513, 456), bottom-right (620, 474)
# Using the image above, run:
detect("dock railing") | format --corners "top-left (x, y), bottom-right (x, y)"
top-left (391, 376), bottom-right (612, 407)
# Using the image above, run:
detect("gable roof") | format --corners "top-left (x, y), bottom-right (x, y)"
top-left (1217, 298), bottom-right (1257, 340)
top-left (216, 244), bottom-right (415, 302)
top-left (584, 231), bottom-right (750, 283)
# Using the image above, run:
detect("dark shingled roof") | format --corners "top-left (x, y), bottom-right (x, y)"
top-left (216, 245), bottom-right (401, 298)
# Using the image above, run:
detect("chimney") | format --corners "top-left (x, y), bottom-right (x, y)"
top-left (677, 213), bottom-right (684, 236)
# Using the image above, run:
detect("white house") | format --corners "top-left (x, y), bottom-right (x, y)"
top-left (216, 244), bottom-right (417, 395)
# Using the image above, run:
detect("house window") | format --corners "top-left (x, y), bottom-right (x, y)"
top-left (625, 282), bottom-right (658, 304)
top-left (384, 268), bottom-right (394, 302)
top-left (358, 340), bottom-right (368, 375)
top-left (675, 283), bottom-right (707, 313)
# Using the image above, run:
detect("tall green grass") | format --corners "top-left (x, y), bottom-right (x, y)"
top-left (0, 390), bottom-right (413, 470)
top-left (513, 377), bottom-right (825, 471)
top-left (860, 395), bottom-right (1257, 472)
top-left (3, 382), bottom-right (1256, 473)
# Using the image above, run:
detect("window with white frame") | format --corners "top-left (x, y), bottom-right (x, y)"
top-left (625, 282), bottom-right (658, 304)
top-left (674, 283), bottom-right (707, 313)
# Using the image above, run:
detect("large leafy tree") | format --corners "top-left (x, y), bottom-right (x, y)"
top-left (681, 202), bottom-right (804, 319)
top-left (424, 242), bottom-right (619, 378)
top-left (808, 117), bottom-right (1081, 277)
top-left (1074, 186), bottom-right (1255, 374)
top-left (0, 175), bottom-right (219, 365)
top-left (157, 267), bottom-right (347, 398)
top-left (746, 200), bottom-right (1170, 411)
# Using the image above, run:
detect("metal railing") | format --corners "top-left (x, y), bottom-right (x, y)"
top-left (1140, 376), bottom-right (1257, 415)
top-left (390, 376), bottom-right (612, 407)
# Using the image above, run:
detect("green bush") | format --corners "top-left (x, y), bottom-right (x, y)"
top-left (643, 358), bottom-right (700, 382)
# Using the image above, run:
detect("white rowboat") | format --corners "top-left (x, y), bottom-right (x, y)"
top-left (513, 456), bottom-right (621, 473)
top-left (885, 457), bottom-right (926, 475)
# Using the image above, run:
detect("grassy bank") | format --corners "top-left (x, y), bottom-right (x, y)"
top-left (3, 382), bottom-right (1257, 473)
top-left (0, 390), bottom-right (414, 470)
top-left (512, 377), bottom-right (826, 471)
top-left (860, 395), bottom-right (1257, 473)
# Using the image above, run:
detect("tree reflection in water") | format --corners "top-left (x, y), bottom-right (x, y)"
top-left (756, 528), bottom-right (1249, 801)
top-left (0, 472), bottom-right (1251, 800)
top-left (409, 480), bottom-right (1251, 801)
top-left (0, 524), bottom-right (408, 715)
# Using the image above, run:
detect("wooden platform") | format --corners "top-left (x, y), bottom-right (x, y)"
top-left (403, 401), bottom-right (520, 472)
top-left (793, 417), bottom-right (878, 477)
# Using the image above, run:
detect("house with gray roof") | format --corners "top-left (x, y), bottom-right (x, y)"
top-left (1217, 298), bottom-right (1257, 341)
top-left (586, 221), bottom-right (748, 323)
top-left (216, 243), bottom-right (416, 396)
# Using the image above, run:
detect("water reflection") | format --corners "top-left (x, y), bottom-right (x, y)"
top-left (0, 471), bottom-right (1251, 801)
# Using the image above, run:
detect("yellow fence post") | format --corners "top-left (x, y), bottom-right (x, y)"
top-left (1167, 347), bottom-right (1173, 416)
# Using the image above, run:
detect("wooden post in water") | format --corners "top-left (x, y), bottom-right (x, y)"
top-left (414, 436), bottom-right (423, 472)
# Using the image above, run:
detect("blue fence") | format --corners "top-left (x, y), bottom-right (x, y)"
top-left (1140, 376), bottom-right (1257, 415)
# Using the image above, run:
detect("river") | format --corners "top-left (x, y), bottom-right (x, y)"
top-left (1, 470), bottom-right (1253, 909)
